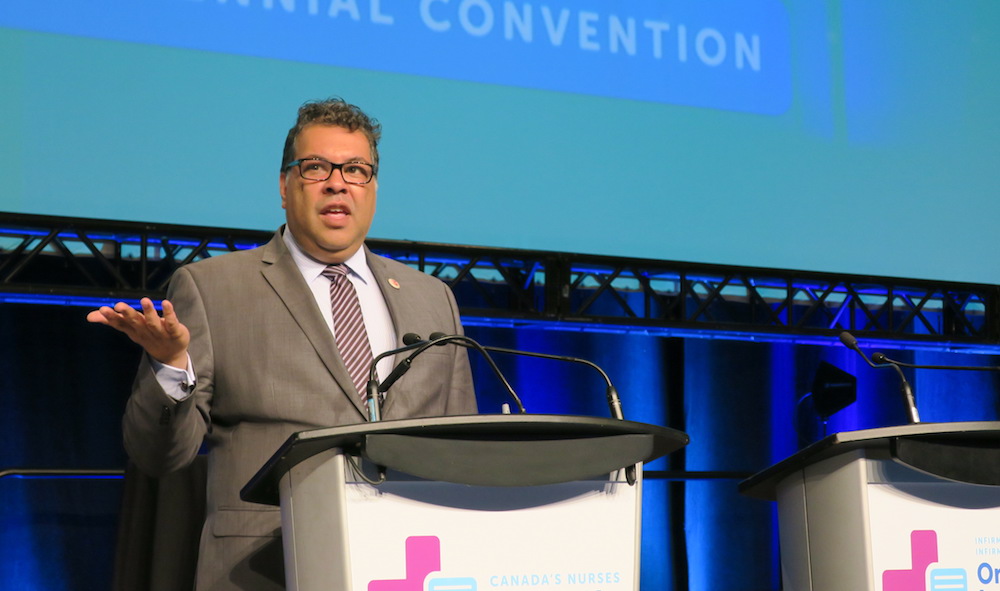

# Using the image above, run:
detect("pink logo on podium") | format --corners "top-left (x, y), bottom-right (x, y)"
top-left (883, 530), bottom-right (938, 591)
top-left (369, 536), bottom-right (441, 591)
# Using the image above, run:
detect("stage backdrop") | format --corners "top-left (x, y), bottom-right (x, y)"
top-left (1, 303), bottom-right (998, 590)
top-left (2, 1), bottom-right (1000, 590)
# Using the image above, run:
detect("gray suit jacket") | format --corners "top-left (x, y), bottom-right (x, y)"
top-left (123, 230), bottom-right (477, 590)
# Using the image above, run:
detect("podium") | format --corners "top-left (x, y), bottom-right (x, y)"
top-left (739, 421), bottom-right (1000, 591)
top-left (242, 414), bottom-right (688, 591)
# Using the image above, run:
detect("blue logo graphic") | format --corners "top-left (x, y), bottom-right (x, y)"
top-left (428, 577), bottom-right (477, 591)
top-left (930, 568), bottom-right (968, 591)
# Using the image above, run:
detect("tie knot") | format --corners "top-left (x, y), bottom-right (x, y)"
top-left (322, 264), bottom-right (350, 283)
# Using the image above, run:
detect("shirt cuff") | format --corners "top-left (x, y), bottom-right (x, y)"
top-left (149, 353), bottom-right (196, 401)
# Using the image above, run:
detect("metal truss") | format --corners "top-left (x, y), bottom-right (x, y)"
top-left (1, 212), bottom-right (998, 349)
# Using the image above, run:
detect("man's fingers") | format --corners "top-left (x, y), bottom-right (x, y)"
top-left (140, 297), bottom-right (157, 315)
top-left (139, 298), bottom-right (165, 331)
top-left (161, 300), bottom-right (179, 334)
top-left (110, 302), bottom-right (142, 324)
top-left (85, 308), bottom-right (111, 325)
top-left (84, 304), bottom-right (138, 338)
top-left (88, 301), bottom-right (150, 335)
top-left (88, 300), bottom-right (188, 366)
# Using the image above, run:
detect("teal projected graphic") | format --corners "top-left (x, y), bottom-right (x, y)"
top-left (0, 0), bottom-right (792, 114)
top-left (1, 1), bottom-right (998, 284)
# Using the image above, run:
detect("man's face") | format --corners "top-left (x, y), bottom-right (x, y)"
top-left (280, 124), bottom-right (377, 263)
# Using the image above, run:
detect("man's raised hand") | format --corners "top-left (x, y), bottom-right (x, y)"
top-left (87, 298), bottom-right (190, 368)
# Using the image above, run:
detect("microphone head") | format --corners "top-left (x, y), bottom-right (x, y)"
top-left (871, 352), bottom-right (888, 364)
top-left (402, 333), bottom-right (424, 345)
top-left (429, 332), bottom-right (448, 341)
top-left (838, 331), bottom-right (859, 349)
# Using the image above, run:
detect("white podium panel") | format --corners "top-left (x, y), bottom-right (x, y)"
top-left (245, 416), bottom-right (688, 591)
top-left (279, 450), bottom-right (642, 591)
top-left (742, 423), bottom-right (1000, 591)
top-left (770, 446), bottom-right (1000, 591)
top-left (868, 466), bottom-right (1000, 591)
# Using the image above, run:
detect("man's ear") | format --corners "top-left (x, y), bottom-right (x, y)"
top-left (279, 172), bottom-right (287, 209)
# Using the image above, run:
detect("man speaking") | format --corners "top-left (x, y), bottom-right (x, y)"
top-left (88, 98), bottom-right (478, 590)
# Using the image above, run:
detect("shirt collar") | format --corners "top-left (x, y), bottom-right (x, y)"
top-left (281, 227), bottom-right (372, 285)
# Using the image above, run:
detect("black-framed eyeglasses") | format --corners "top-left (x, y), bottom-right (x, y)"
top-left (285, 158), bottom-right (377, 185)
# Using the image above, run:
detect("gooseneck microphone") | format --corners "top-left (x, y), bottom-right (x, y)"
top-left (871, 352), bottom-right (1000, 372)
top-left (838, 331), bottom-right (920, 424)
top-left (429, 332), bottom-right (626, 421)
top-left (838, 331), bottom-right (887, 369)
top-left (428, 332), bottom-right (636, 484)
top-left (419, 333), bottom-right (636, 484)
top-left (402, 332), bottom-right (425, 346)
top-left (363, 334), bottom-right (428, 422)
top-left (371, 333), bottom-right (527, 415)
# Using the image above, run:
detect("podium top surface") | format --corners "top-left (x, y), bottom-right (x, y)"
top-left (241, 414), bottom-right (688, 506)
top-left (739, 421), bottom-right (1000, 500)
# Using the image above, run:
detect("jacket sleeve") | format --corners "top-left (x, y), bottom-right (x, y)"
top-left (122, 267), bottom-right (215, 478)
top-left (443, 280), bottom-right (478, 415)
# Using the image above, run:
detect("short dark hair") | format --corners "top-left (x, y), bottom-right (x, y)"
top-left (281, 97), bottom-right (382, 173)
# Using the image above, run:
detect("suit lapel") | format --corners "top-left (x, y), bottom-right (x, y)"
top-left (365, 247), bottom-right (418, 417)
top-left (259, 233), bottom-right (367, 417)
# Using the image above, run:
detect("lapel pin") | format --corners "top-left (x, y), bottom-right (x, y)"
top-left (388, 278), bottom-right (401, 290)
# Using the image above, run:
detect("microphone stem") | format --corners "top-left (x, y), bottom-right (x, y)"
top-left (840, 331), bottom-right (919, 423)
top-left (457, 338), bottom-right (527, 414)
top-left (364, 337), bottom-right (428, 422)
top-left (606, 385), bottom-right (624, 421)
top-left (416, 335), bottom-right (527, 414)
top-left (888, 364), bottom-right (920, 423)
top-left (479, 344), bottom-right (625, 421)
top-left (879, 354), bottom-right (1000, 372)
top-left (366, 379), bottom-right (381, 422)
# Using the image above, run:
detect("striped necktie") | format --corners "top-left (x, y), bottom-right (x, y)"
top-left (322, 264), bottom-right (374, 399)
